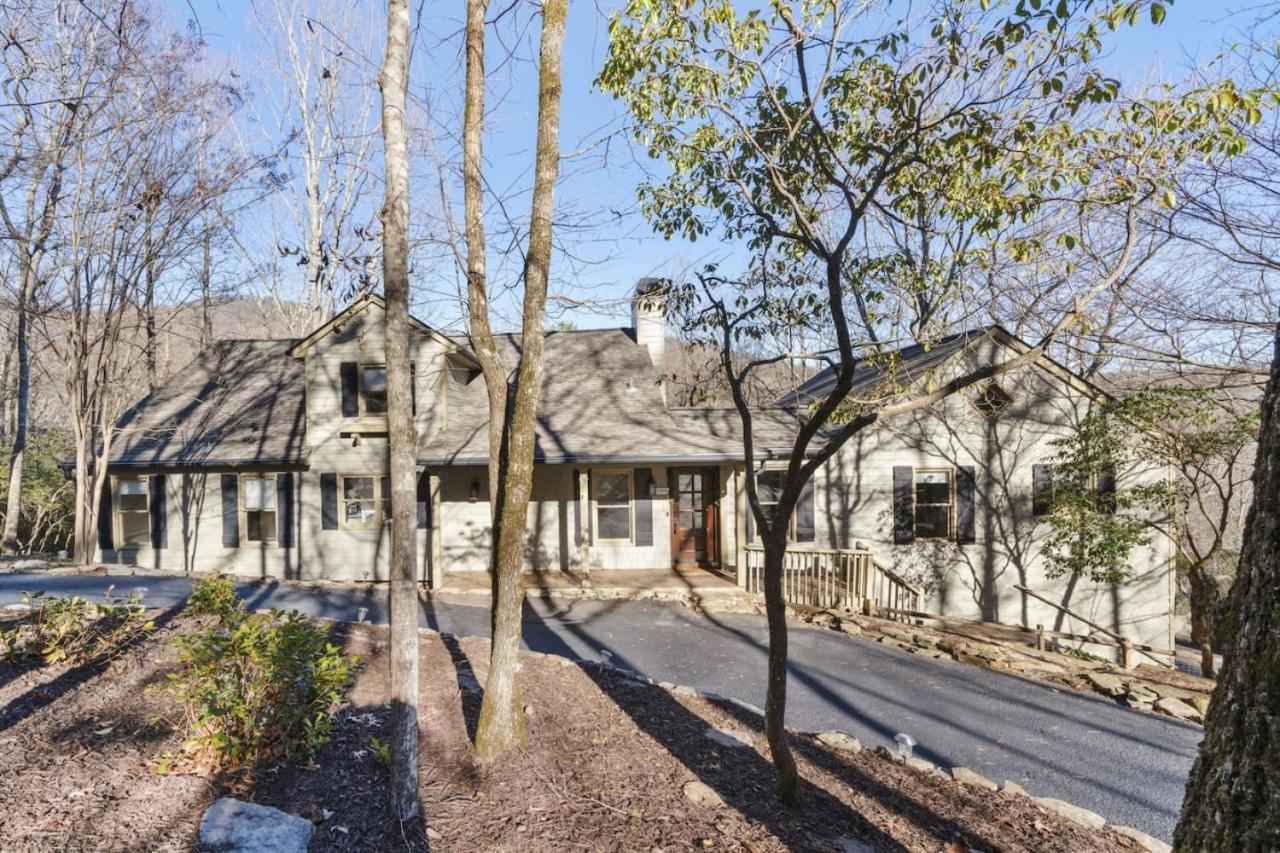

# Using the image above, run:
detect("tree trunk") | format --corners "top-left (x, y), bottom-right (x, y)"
top-left (1185, 566), bottom-right (1217, 679)
top-left (761, 532), bottom-right (800, 803)
top-left (2, 263), bottom-right (36, 554)
top-left (460, 0), bottom-right (506, 507)
top-left (1175, 323), bottom-right (1280, 850)
top-left (200, 215), bottom-right (214, 348)
top-left (379, 0), bottom-right (420, 823)
top-left (473, 0), bottom-right (568, 764)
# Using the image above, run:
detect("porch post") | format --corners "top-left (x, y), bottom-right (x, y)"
top-left (577, 468), bottom-right (590, 577)
top-left (734, 466), bottom-right (747, 588)
top-left (429, 470), bottom-right (444, 589)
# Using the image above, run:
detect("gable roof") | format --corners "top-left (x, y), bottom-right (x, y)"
top-left (778, 325), bottom-right (1110, 408)
top-left (287, 293), bottom-right (475, 362)
top-left (110, 339), bottom-right (307, 467)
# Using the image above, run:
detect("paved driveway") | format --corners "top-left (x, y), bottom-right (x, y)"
top-left (0, 572), bottom-right (1199, 840)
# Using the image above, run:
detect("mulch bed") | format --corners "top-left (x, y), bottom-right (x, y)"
top-left (0, 607), bottom-right (1149, 852)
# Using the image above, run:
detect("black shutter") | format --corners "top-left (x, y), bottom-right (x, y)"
top-left (955, 466), bottom-right (976, 544)
top-left (573, 469), bottom-right (581, 547)
top-left (1098, 464), bottom-right (1117, 515)
top-left (410, 362), bottom-right (417, 415)
top-left (381, 476), bottom-right (391, 519)
top-left (795, 476), bottom-right (815, 543)
top-left (149, 474), bottom-right (167, 549)
top-left (416, 471), bottom-right (430, 529)
top-left (633, 468), bottom-right (653, 546)
top-left (98, 477), bottom-right (114, 551)
top-left (340, 362), bottom-right (359, 417)
top-left (892, 466), bottom-right (915, 545)
top-left (1032, 463), bottom-right (1054, 516)
top-left (321, 473), bottom-right (339, 530)
top-left (220, 474), bottom-right (239, 548)
top-left (746, 471), bottom-right (755, 543)
top-left (277, 472), bottom-right (295, 547)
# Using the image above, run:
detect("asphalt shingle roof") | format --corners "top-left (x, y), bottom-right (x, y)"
top-left (420, 329), bottom-right (797, 464)
top-left (110, 340), bottom-right (307, 467)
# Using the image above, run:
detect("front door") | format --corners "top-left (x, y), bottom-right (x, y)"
top-left (670, 468), bottom-right (717, 568)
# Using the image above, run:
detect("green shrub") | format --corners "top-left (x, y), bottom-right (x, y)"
top-left (186, 574), bottom-right (243, 618)
top-left (166, 609), bottom-right (359, 772)
top-left (0, 589), bottom-right (153, 667)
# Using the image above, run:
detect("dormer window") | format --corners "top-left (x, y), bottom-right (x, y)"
top-left (360, 365), bottom-right (388, 415)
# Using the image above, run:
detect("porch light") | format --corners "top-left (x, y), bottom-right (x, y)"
top-left (894, 732), bottom-right (916, 762)
top-left (351, 433), bottom-right (361, 448)
top-left (469, 479), bottom-right (480, 502)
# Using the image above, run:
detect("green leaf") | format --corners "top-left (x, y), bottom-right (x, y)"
top-left (1150, 4), bottom-right (1166, 25)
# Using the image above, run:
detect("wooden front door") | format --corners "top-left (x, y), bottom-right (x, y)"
top-left (670, 468), bottom-right (718, 568)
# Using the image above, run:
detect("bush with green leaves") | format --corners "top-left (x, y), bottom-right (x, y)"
top-left (166, 609), bottom-right (360, 772)
top-left (0, 589), bottom-right (153, 667)
top-left (185, 574), bottom-right (243, 618)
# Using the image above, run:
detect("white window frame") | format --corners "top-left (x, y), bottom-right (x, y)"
top-left (359, 363), bottom-right (388, 416)
top-left (592, 468), bottom-right (633, 543)
top-left (751, 465), bottom-right (795, 543)
top-left (240, 474), bottom-right (279, 545)
top-left (339, 473), bottom-right (389, 530)
top-left (114, 475), bottom-right (151, 548)
top-left (914, 467), bottom-right (954, 540)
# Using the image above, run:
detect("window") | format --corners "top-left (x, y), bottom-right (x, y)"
top-left (360, 365), bottom-right (387, 415)
top-left (241, 475), bottom-right (277, 543)
top-left (751, 467), bottom-right (800, 541)
top-left (340, 475), bottom-right (389, 529)
top-left (914, 469), bottom-right (953, 539)
top-left (115, 477), bottom-right (150, 547)
top-left (593, 470), bottom-right (632, 541)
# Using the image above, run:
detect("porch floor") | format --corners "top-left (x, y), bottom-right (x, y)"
top-left (437, 568), bottom-right (742, 597)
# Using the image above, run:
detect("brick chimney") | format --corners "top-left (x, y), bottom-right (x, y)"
top-left (632, 277), bottom-right (668, 372)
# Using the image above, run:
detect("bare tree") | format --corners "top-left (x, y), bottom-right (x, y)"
top-left (464, 0), bottom-right (569, 762)
top-left (251, 0), bottom-right (381, 327)
top-left (0, 1), bottom-right (106, 554)
top-left (378, 0), bottom-right (419, 822)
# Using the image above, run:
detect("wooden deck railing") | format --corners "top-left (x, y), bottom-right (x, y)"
top-left (743, 545), bottom-right (922, 615)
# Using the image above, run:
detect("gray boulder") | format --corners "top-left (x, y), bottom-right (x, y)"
top-left (199, 798), bottom-right (313, 853)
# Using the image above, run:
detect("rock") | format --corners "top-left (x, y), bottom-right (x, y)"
top-left (1125, 685), bottom-right (1158, 708)
top-left (837, 620), bottom-right (863, 636)
top-left (950, 767), bottom-right (999, 792)
top-left (1154, 696), bottom-right (1203, 722)
top-left (1108, 824), bottom-right (1173, 853)
top-left (672, 685), bottom-right (699, 699)
top-left (1033, 797), bottom-right (1106, 829)
top-left (10, 558), bottom-right (49, 571)
top-left (704, 727), bottom-right (753, 748)
top-left (816, 731), bottom-right (862, 754)
top-left (834, 837), bottom-right (875, 853)
top-left (905, 756), bottom-right (935, 773)
top-left (1001, 780), bottom-right (1028, 797)
top-left (873, 745), bottom-right (900, 762)
top-left (1188, 695), bottom-right (1211, 716)
top-left (682, 781), bottom-right (724, 808)
top-left (199, 797), bottom-right (313, 853)
top-left (1085, 672), bottom-right (1127, 698)
top-left (811, 612), bottom-right (837, 627)
top-left (1148, 682), bottom-right (1193, 701)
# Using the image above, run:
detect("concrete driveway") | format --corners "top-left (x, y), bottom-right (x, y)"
top-left (0, 572), bottom-right (1199, 841)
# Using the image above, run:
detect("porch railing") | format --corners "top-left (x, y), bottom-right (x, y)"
top-left (743, 545), bottom-right (922, 615)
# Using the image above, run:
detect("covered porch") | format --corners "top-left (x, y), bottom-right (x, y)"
top-left (434, 566), bottom-right (746, 603)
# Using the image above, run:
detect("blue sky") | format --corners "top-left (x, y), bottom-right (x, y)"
top-left (171, 0), bottom-right (1251, 331)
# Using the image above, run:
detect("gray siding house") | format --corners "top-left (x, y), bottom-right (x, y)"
top-left (98, 287), bottom-right (1175, 650)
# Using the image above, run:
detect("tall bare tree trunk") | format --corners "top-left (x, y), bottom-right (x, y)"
top-left (761, 531), bottom-right (800, 802)
top-left (461, 0), bottom-right (506, 506)
top-left (2, 264), bottom-right (36, 554)
top-left (379, 0), bottom-right (419, 822)
top-left (472, 0), bottom-right (568, 764)
top-left (200, 217), bottom-right (214, 348)
top-left (1176, 322), bottom-right (1280, 850)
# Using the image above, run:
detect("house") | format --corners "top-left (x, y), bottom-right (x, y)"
top-left (98, 285), bottom-right (1176, 652)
